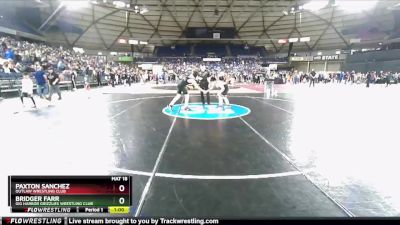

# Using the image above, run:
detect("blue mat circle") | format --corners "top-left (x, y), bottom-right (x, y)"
top-left (162, 103), bottom-right (251, 120)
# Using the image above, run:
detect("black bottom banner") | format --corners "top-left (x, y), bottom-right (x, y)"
top-left (3, 217), bottom-right (400, 225)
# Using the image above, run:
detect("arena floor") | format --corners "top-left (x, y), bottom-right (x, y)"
top-left (1, 83), bottom-right (400, 217)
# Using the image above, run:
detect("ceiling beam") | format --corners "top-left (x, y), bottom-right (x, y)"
top-left (295, 28), bottom-right (312, 51)
top-left (72, 9), bottom-right (121, 46)
top-left (160, 0), bottom-right (184, 31)
top-left (39, 1), bottom-right (65, 31)
top-left (212, 0), bottom-right (234, 29)
top-left (169, 0), bottom-right (197, 46)
top-left (92, 5), bottom-right (108, 49)
top-left (237, 0), bottom-right (270, 32)
top-left (254, 0), bottom-right (278, 50)
top-left (293, 12), bottom-right (311, 51)
top-left (44, 1), bottom-right (71, 47)
top-left (107, 27), bottom-right (128, 50)
top-left (140, 1), bottom-right (166, 51)
top-left (228, 2), bottom-right (245, 44)
top-left (191, 0), bottom-right (209, 27)
top-left (306, 10), bottom-right (351, 48)
top-left (311, 7), bottom-right (335, 50)
top-left (277, 24), bottom-right (296, 52)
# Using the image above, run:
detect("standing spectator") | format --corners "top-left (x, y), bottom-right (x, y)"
top-left (366, 72), bottom-right (371, 88)
top-left (3, 61), bottom-right (10, 73)
top-left (3, 44), bottom-right (15, 60)
top-left (121, 70), bottom-right (127, 86)
top-left (386, 72), bottom-right (392, 87)
top-left (46, 67), bottom-right (62, 101)
top-left (20, 72), bottom-right (37, 108)
top-left (96, 68), bottom-right (102, 87)
top-left (14, 50), bottom-right (22, 63)
top-left (34, 66), bottom-right (48, 98)
top-left (84, 72), bottom-right (90, 90)
top-left (57, 57), bottom-right (66, 71)
top-left (110, 69), bottom-right (115, 87)
top-left (8, 61), bottom-right (19, 73)
top-left (70, 69), bottom-right (77, 91)
top-left (309, 69), bottom-right (316, 87)
top-left (1, 42), bottom-right (7, 56)
top-left (127, 71), bottom-right (132, 86)
top-left (371, 71), bottom-right (376, 84)
top-left (350, 71), bottom-right (355, 84)
top-left (294, 72), bottom-right (300, 84)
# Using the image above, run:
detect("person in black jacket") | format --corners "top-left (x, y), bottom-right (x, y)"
top-left (110, 70), bottom-right (115, 87)
top-left (309, 69), bottom-right (316, 87)
top-left (96, 68), bottom-right (102, 87)
top-left (46, 67), bottom-right (62, 101)
top-left (197, 66), bottom-right (211, 106)
top-left (386, 72), bottom-right (392, 87)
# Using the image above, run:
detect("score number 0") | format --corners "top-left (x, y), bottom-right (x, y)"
top-left (118, 184), bottom-right (125, 205)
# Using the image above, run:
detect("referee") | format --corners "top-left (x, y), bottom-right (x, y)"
top-left (197, 66), bottom-right (211, 106)
top-left (309, 69), bottom-right (316, 87)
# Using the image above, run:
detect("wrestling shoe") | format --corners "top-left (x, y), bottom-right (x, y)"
top-left (167, 104), bottom-right (173, 110)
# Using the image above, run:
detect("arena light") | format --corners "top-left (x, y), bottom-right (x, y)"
top-left (317, 51), bottom-right (322, 55)
top-left (110, 52), bottom-right (118, 55)
top-left (140, 7), bottom-right (149, 14)
top-left (62, 0), bottom-right (89, 10)
top-left (302, 0), bottom-right (328, 11)
top-left (350, 38), bottom-right (361, 44)
top-left (118, 38), bottom-right (127, 44)
top-left (278, 39), bottom-right (288, 44)
top-left (98, 52), bottom-right (102, 55)
top-left (300, 37), bottom-right (311, 42)
top-left (336, 0), bottom-right (378, 13)
top-left (289, 38), bottom-right (299, 43)
top-left (113, 0), bottom-right (126, 8)
top-left (139, 41), bottom-right (148, 45)
top-left (128, 39), bottom-right (138, 45)
top-left (336, 50), bottom-right (341, 54)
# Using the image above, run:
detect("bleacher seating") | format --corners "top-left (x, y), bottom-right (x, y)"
top-left (344, 49), bottom-right (400, 72)
top-left (346, 49), bottom-right (400, 63)
top-left (156, 45), bottom-right (191, 57)
top-left (0, 71), bottom-right (100, 97)
top-left (194, 44), bottom-right (226, 57)
top-left (155, 43), bottom-right (267, 57)
top-left (0, 72), bottom-right (23, 97)
top-left (229, 44), bottom-right (267, 57)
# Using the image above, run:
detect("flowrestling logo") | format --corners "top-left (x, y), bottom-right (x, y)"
top-left (162, 103), bottom-right (251, 120)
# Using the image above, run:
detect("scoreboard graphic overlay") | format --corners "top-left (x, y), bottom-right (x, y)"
top-left (8, 176), bottom-right (132, 213)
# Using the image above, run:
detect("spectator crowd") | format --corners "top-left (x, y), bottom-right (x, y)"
top-left (1, 34), bottom-right (399, 100)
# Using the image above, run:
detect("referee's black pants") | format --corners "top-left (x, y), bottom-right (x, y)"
top-left (200, 83), bottom-right (210, 105)
top-left (309, 78), bottom-right (315, 87)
